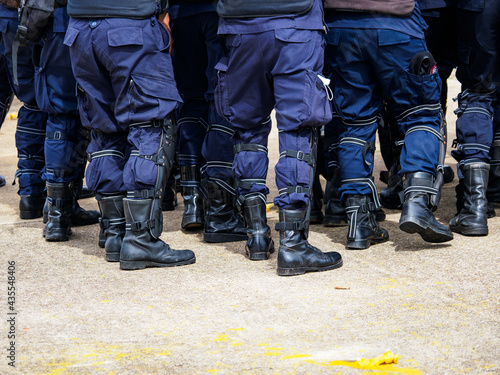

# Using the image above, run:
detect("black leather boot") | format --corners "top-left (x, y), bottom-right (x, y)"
top-left (277, 209), bottom-right (342, 276)
top-left (43, 194), bottom-right (100, 226)
top-left (487, 138), bottom-right (500, 203)
top-left (43, 182), bottom-right (73, 241)
top-left (203, 179), bottom-right (247, 243)
top-left (180, 165), bottom-right (204, 230)
top-left (80, 185), bottom-right (95, 199)
top-left (161, 174), bottom-right (177, 211)
top-left (19, 195), bottom-right (45, 219)
top-left (97, 195), bottom-right (126, 262)
top-left (450, 163), bottom-right (489, 236)
top-left (456, 179), bottom-right (495, 218)
top-left (345, 195), bottom-right (389, 249)
top-left (120, 198), bottom-right (196, 270)
top-left (309, 171), bottom-right (324, 224)
top-left (242, 195), bottom-right (274, 260)
top-left (0, 174), bottom-right (5, 187)
top-left (399, 172), bottom-right (453, 242)
top-left (323, 169), bottom-right (347, 227)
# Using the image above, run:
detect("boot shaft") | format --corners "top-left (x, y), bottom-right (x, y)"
top-left (242, 195), bottom-right (269, 235)
top-left (277, 209), bottom-right (308, 249)
top-left (461, 163), bottom-right (490, 212)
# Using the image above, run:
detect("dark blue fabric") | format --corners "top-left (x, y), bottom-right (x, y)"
top-left (451, 1), bottom-right (500, 165)
top-left (34, 11), bottom-right (83, 184)
top-left (324, 2), bottom-right (428, 39)
top-left (324, 26), bottom-right (442, 201)
top-left (168, 3), bottom-right (216, 19)
top-left (171, 10), bottom-right (236, 179)
top-left (65, 16), bottom-right (181, 194)
top-left (0, 16), bottom-right (48, 195)
top-left (215, 26), bottom-right (331, 208)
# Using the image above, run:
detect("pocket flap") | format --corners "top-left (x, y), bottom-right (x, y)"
top-left (378, 30), bottom-right (410, 46)
top-left (63, 27), bottom-right (79, 47)
top-left (275, 29), bottom-right (311, 43)
top-left (108, 27), bottom-right (143, 47)
top-left (130, 73), bottom-right (180, 101)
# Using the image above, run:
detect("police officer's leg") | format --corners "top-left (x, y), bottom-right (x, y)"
top-left (326, 28), bottom-right (388, 250)
top-left (0, 55), bottom-right (10, 188)
top-left (120, 119), bottom-right (196, 270)
top-left (271, 30), bottom-right (342, 275)
top-left (449, 3), bottom-right (499, 236)
top-left (233, 121), bottom-right (275, 260)
top-left (309, 129), bottom-right (325, 224)
top-left (1, 25), bottom-right (47, 217)
top-left (176, 100), bottom-right (207, 230)
top-left (85, 130), bottom-right (128, 262)
top-left (171, 16), bottom-right (209, 230)
top-left (34, 32), bottom-right (99, 241)
top-left (201, 107), bottom-right (246, 243)
top-left (337, 119), bottom-right (389, 249)
top-left (323, 115), bottom-right (347, 226)
top-left (486, 95), bottom-right (500, 206)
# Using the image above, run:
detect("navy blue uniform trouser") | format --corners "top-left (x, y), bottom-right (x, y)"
top-left (171, 12), bottom-right (236, 182)
top-left (325, 28), bottom-right (443, 202)
top-left (65, 17), bottom-right (181, 195)
top-left (0, 19), bottom-right (47, 195)
top-left (451, 2), bottom-right (500, 167)
top-left (215, 29), bottom-right (332, 209)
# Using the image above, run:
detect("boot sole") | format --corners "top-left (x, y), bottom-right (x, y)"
top-left (20, 210), bottom-right (43, 220)
top-left (278, 258), bottom-right (343, 276)
top-left (450, 225), bottom-right (488, 236)
top-left (204, 232), bottom-right (247, 243)
top-left (106, 253), bottom-right (120, 262)
top-left (347, 236), bottom-right (389, 250)
top-left (323, 215), bottom-right (348, 227)
top-left (400, 221), bottom-right (454, 243)
top-left (247, 241), bottom-right (275, 261)
top-left (120, 256), bottom-right (196, 270)
top-left (182, 222), bottom-right (204, 230)
top-left (43, 228), bottom-right (72, 242)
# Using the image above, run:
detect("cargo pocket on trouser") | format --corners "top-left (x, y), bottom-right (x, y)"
top-left (126, 72), bottom-right (180, 124)
top-left (214, 57), bottom-right (232, 123)
top-left (299, 70), bottom-right (333, 127)
top-left (123, 126), bottom-right (163, 191)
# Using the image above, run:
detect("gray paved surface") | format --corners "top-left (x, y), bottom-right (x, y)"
top-left (0, 77), bottom-right (499, 374)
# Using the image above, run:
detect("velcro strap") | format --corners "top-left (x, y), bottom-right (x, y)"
top-left (457, 143), bottom-right (491, 153)
top-left (405, 125), bottom-right (444, 143)
top-left (235, 178), bottom-right (266, 190)
top-left (275, 220), bottom-right (308, 231)
top-left (278, 186), bottom-right (311, 196)
top-left (100, 217), bottom-right (126, 229)
top-left (404, 186), bottom-right (439, 196)
top-left (16, 126), bottom-right (45, 136)
top-left (46, 131), bottom-right (76, 142)
top-left (396, 103), bottom-right (441, 121)
top-left (210, 123), bottom-right (234, 136)
top-left (341, 116), bottom-right (378, 127)
top-left (130, 150), bottom-right (164, 165)
top-left (126, 219), bottom-right (155, 232)
top-left (279, 150), bottom-right (313, 165)
top-left (127, 189), bottom-right (160, 199)
top-left (88, 150), bottom-right (125, 161)
top-left (234, 143), bottom-right (268, 154)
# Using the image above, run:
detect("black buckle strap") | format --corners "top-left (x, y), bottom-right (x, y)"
top-left (127, 219), bottom-right (155, 232)
top-left (234, 143), bottom-right (268, 154)
top-left (278, 186), bottom-right (311, 196)
top-left (127, 189), bottom-right (161, 199)
top-left (280, 150), bottom-right (313, 165)
top-left (275, 220), bottom-right (308, 231)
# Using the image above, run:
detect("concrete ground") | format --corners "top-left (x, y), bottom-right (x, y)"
top-left (0, 77), bottom-right (499, 375)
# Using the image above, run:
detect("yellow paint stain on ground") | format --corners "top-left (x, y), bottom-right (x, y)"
top-left (303, 359), bottom-right (421, 374)
top-left (214, 334), bottom-right (230, 342)
top-left (228, 328), bottom-right (244, 331)
top-left (101, 300), bottom-right (111, 303)
top-left (282, 354), bottom-right (313, 359)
